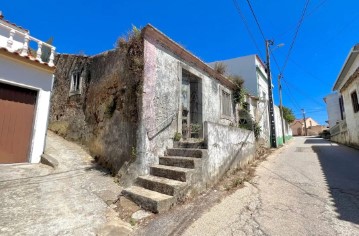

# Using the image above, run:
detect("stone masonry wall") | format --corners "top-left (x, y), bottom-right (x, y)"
top-left (50, 44), bottom-right (143, 174)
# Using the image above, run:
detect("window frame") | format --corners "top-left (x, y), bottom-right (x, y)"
top-left (220, 86), bottom-right (232, 119)
top-left (69, 70), bottom-right (82, 96)
top-left (350, 90), bottom-right (359, 113)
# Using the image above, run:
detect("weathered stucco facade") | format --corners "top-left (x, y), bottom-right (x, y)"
top-left (331, 44), bottom-right (359, 148)
top-left (50, 25), bottom-right (257, 191)
top-left (121, 25), bottom-right (240, 186)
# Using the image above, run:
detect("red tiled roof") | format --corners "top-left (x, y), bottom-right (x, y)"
top-left (0, 47), bottom-right (55, 71)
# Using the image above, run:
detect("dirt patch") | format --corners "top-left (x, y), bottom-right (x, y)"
top-left (214, 144), bottom-right (273, 193)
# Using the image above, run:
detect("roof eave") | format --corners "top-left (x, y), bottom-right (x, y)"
top-left (142, 24), bottom-right (237, 90)
top-left (333, 44), bottom-right (359, 91)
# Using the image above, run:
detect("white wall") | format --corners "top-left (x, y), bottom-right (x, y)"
top-left (342, 79), bottom-right (359, 146)
top-left (324, 92), bottom-right (341, 128)
top-left (131, 37), bottom-right (237, 179)
top-left (203, 121), bottom-right (255, 184)
top-left (335, 52), bottom-right (359, 147)
top-left (209, 55), bottom-right (271, 146)
top-left (0, 54), bottom-right (53, 163)
top-left (209, 55), bottom-right (259, 97)
top-left (273, 105), bottom-right (292, 146)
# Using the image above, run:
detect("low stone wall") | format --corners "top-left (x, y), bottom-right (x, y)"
top-left (203, 121), bottom-right (255, 186)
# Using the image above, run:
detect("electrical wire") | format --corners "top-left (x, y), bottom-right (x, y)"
top-left (280, 0), bottom-right (311, 75)
top-left (231, 0), bottom-right (264, 59)
top-left (276, 0), bottom-right (328, 38)
top-left (245, 0), bottom-right (266, 42)
top-left (282, 80), bottom-right (301, 111)
top-left (282, 78), bottom-right (326, 107)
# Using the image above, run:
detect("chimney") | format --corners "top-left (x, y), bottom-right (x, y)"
top-left (0, 11), bottom-right (3, 19)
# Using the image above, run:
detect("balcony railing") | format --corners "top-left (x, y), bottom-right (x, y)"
top-left (0, 21), bottom-right (56, 66)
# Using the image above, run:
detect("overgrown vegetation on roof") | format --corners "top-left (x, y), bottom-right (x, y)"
top-left (214, 62), bottom-right (227, 75)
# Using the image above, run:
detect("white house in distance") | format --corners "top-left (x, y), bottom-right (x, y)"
top-left (0, 13), bottom-right (56, 164)
top-left (331, 43), bottom-right (359, 148)
top-left (209, 54), bottom-right (292, 147)
top-left (323, 92), bottom-right (342, 128)
top-left (209, 55), bottom-right (270, 145)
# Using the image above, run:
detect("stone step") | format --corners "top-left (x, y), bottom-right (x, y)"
top-left (174, 141), bottom-right (207, 149)
top-left (122, 186), bottom-right (174, 213)
top-left (159, 156), bottom-right (200, 168)
top-left (166, 148), bottom-right (208, 158)
top-left (136, 175), bottom-right (187, 196)
top-left (150, 164), bottom-right (193, 182)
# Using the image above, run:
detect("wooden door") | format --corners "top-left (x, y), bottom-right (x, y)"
top-left (0, 83), bottom-right (37, 163)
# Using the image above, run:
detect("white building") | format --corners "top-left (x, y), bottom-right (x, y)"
top-left (209, 55), bottom-right (292, 147)
top-left (331, 43), bottom-right (359, 148)
top-left (0, 13), bottom-right (55, 163)
top-left (323, 92), bottom-right (342, 128)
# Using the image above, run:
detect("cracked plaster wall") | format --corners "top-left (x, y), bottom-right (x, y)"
top-left (120, 37), bottom-right (237, 185)
top-left (203, 121), bottom-right (255, 186)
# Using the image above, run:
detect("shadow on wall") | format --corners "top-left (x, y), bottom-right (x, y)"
top-left (311, 140), bottom-right (359, 224)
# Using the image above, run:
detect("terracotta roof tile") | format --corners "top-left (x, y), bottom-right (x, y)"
top-left (0, 47), bottom-right (54, 69)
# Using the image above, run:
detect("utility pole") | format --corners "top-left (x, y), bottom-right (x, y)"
top-left (265, 40), bottom-right (277, 148)
top-left (301, 109), bottom-right (308, 136)
top-left (278, 74), bottom-right (286, 144)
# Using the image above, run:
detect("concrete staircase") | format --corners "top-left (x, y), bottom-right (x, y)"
top-left (122, 141), bottom-right (207, 213)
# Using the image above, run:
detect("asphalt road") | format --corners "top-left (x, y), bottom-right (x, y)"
top-left (183, 137), bottom-right (359, 235)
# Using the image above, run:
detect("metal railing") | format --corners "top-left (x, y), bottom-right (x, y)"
top-left (147, 113), bottom-right (177, 139)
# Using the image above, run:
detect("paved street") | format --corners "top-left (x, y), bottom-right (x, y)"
top-left (183, 137), bottom-right (359, 235)
top-left (0, 132), bottom-right (130, 236)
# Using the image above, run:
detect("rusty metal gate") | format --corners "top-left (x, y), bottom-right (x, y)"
top-left (0, 82), bottom-right (37, 163)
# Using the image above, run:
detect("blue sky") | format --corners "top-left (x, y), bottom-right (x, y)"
top-left (2, 0), bottom-right (358, 124)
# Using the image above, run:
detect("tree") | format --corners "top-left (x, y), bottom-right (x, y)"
top-left (280, 106), bottom-right (295, 123)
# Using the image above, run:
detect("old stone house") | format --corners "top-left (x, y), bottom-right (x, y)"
top-left (331, 43), bottom-right (359, 148)
top-left (0, 14), bottom-right (55, 164)
top-left (290, 117), bottom-right (322, 136)
top-left (51, 25), bottom-right (257, 212)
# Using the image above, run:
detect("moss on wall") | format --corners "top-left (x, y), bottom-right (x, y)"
top-left (50, 34), bottom-right (144, 175)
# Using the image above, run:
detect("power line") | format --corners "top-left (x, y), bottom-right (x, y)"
top-left (282, 80), bottom-right (301, 110)
top-left (282, 78), bottom-right (326, 107)
top-left (231, 0), bottom-right (264, 58)
top-left (276, 0), bottom-right (328, 38)
top-left (288, 57), bottom-right (327, 84)
top-left (245, 0), bottom-right (266, 41)
top-left (280, 0), bottom-right (311, 75)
